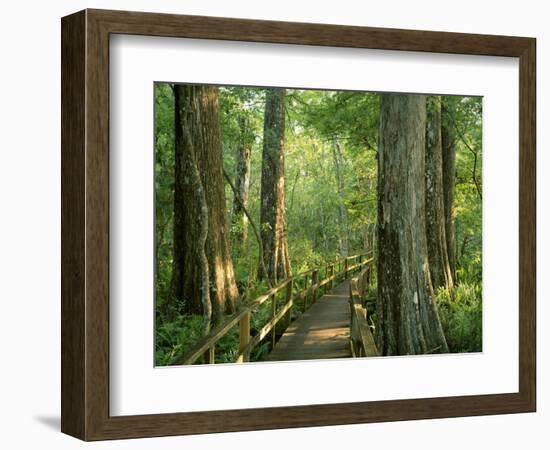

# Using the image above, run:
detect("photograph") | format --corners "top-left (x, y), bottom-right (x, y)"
top-left (154, 84), bottom-right (483, 365)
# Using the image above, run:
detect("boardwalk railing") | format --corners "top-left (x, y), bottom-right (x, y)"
top-left (349, 262), bottom-right (379, 357)
top-left (170, 252), bottom-right (372, 365)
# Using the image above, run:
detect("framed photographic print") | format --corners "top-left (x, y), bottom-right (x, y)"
top-left (61, 9), bottom-right (536, 441)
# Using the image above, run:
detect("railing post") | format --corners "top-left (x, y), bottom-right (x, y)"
top-left (366, 262), bottom-right (372, 289)
top-left (303, 274), bottom-right (309, 312)
top-left (271, 293), bottom-right (277, 349)
top-left (324, 264), bottom-right (329, 294)
top-left (344, 257), bottom-right (349, 279)
top-left (312, 269), bottom-right (319, 303)
top-left (205, 345), bottom-right (215, 364)
top-left (329, 264), bottom-right (335, 290)
top-left (349, 282), bottom-right (354, 357)
top-left (239, 310), bottom-right (251, 363)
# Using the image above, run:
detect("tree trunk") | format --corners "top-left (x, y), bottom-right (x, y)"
top-left (332, 137), bottom-right (349, 256)
top-left (319, 202), bottom-right (329, 252)
top-left (231, 115), bottom-right (253, 247)
top-left (171, 84), bottom-right (239, 324)
top-left (363, 223), bottom-right (376, 254)
top-left (441, 97), bottom-right (457, 281)
top-left (376, 94), bottom-right (448, 355)
top-left (425, 96), bottom-right (454, 291)
top-left (259, 88), bottom-right (291, 284)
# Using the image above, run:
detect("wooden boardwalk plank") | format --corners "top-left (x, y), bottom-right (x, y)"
top-left (266, 279), bottom-right (351, 361)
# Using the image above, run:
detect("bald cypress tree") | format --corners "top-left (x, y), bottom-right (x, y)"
top-left (425, 96), bottom-right (454, 291)
top-left (259, 88), bottom-right (291, 284)
top-left (376, 94), bottom-right (448, 355)
top-left (171, 84), bottom-right (239, 325)
top-left (441, 97), bottom-right (458, 281)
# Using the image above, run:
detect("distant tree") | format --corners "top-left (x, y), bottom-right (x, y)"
top-left (332, 137), bottom-right (349, 256)
top-left (259, 88), bottom-right (291, 283)
top-left (425, 96), bottom-right (454, 291)
top-left (376, 94), bottom-right (448, 355)
top-left (171, 84), bottom-right (239, 326)
top-left (441, 96), bottom-right (458, 280)
top-left (231, 115), bottom-right (254, 247)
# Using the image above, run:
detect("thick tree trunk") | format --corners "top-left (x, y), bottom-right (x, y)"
top-left (376, 94), bottom-right (448, 355)
top-left (332, 137), bottom-right (349, 257)
top-left (171, 85), bottom-right (239, 324)
top-left (259, 88), bottom-right (291, 284)
top-left (231, 115), bottom-right (253, 247)
top-left (425, 97), bottom-right (454, 291)
top-left (441, 97), bottom-right (457, 281)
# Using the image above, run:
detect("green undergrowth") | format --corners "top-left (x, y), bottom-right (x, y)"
top-left (155, 314), bottom-right (204, 366)
top-left (362, 278), bottom-right (482, 355)
top-left (156, 285), bottom-right (298, 366)
top-left (436, 283), bottom-right (482, 353)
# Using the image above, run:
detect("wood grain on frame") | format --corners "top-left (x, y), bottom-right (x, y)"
top-left (61, 10), bottom-right (86, 438)
top-left (61, 8), bottom-right (536, 441)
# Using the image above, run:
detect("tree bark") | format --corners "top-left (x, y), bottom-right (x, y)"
top-left (259, 88), bottom-right (291, 284)
top-left (425, 96), bottom-right (454, 291)
top-left (231, 115), bottom-right (253, 247)
top-left (171, 84), bottom-right (239, 324)
top-left (441, 97), bottom-right (457, 281)
top-left (376, 94), bottom-right (448, 355)
top-left (332, 137), bottom-right (349, 257)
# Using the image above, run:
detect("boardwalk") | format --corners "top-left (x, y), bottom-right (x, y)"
top-left (170, 254), bottom-right (374, 366)
top-left (266, 279), bottom-right (351, 361)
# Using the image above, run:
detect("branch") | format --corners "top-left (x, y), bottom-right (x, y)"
top-left (223, 168), bottom-right (273, 289)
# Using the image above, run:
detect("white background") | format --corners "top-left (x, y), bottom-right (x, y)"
top-left (110, 36), bottom-right (518, 416)
top-left (0, 0), bottom-right (547, 448)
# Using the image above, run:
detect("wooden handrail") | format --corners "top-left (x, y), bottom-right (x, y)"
top-left (172, 306), bottom-right (251, 365)
top-left (170, 278), bottom-right (293, 365)
top-left (237, 298), bottom-right (294, 361)
top-left (349, 265), bottom-right (378, 358)
top-left (169, 252), bottom-right (372, 365)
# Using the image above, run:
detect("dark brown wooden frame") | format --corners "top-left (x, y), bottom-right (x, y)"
top-left (61, 8), bottom-right (536, 441)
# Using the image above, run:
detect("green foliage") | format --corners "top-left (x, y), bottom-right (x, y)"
top-left (436, 283), bottom-right (483, 353)
top-left (155, 314), bottom-right (204, 365)
top-left (443, 95), bottom-right (483, 285)
top-left (156, 296), bottom-right (280, 365)
top-left (286, 90), bottom-right (379, 256)
top-left (154, 83), bottom-right (176, 312)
